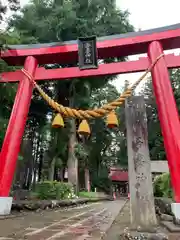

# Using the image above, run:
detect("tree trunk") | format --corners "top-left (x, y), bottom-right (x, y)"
top-left (59, 168), bottom-right (64, 182)
top-left (48, 157), bottom-right (56, 181)
top-left (22, 133), bottom-right (34, 189)
top-left (85, 168), bottom-right (90, 192)
top-left (38, 149), bottom-right (43, 182)
top-left (67, 118), bottom-right (78, 194)
top-left (14, 137), bottom-right (28, 189)
top-left (14, 156), bottom-right (25, 189)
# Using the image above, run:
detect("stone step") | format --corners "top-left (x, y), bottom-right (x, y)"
top-left (161, 221), bottom-right (180, 233)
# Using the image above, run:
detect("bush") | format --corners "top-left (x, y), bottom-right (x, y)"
top-left (92, 176), bottom-right (112, 194)
top-left (35, 181), bottom-right (72, 200)
top-left (153, 173), bottom-right (173, 198)
top-left (153, 175), bottom-right (163, 197)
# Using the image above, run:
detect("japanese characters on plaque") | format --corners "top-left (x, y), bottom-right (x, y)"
top-left (78, 36), bottom-right (98, 70)
top-left (82, 41), bottom-right (93, 65)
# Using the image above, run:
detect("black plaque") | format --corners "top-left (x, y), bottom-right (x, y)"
top-left (78, 36), bottom-right (98, 70)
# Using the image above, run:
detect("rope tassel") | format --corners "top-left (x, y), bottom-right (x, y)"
top-left (52, 113), bottom-right (64, 128)
top-left (106, 111), bottom-right (119, 128)
top-left (78, 120), bottom-right (91, 136)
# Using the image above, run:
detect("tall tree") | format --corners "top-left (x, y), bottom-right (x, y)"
top-left (7, 0), bottom-right (134, 189)
top-left (138, 69), bottom-right (180, 161)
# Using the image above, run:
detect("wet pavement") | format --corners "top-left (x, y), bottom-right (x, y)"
top-left (0, 200), bottom-right (125, 240)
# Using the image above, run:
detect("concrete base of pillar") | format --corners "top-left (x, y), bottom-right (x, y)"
top-left (0, 197), bottom-right (13, 215)
top-left (171, 203), bottom-right (180, 220)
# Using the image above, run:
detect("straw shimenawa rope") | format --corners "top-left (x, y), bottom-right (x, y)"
top-left (21, 54), bottom-right (164, 119)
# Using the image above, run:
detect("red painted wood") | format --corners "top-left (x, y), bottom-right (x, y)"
top-left (148, 41), bottom-right (180, 203)
top-left (109, 170), bottom-right (128, 182)
top-left (0, 56), bottom-right (37, 197)
top-left (0, 54), bottom-right (180, 83)
top-left (1, 27), bottom-right (180, 65)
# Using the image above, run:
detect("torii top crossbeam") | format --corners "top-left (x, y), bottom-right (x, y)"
top-left (1, 23), bottom-right (180, 66)
top-left (1, 23), bottom-right (180, 83)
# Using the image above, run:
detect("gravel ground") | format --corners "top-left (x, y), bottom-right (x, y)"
top-left (103, 200), bottom-right (130, 240)
top-left (104, 201), bottom-right (180, 240)
top-left (0, 200), bottom-right (125, 240)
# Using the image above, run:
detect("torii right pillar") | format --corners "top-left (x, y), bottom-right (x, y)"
top-left (148, 41), bottom-right (180, 220)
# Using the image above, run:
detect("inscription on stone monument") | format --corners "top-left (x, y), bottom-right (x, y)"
top-left (125, 96), bottom-right (157, 229)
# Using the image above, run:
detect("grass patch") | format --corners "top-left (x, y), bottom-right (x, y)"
top-left (79, 191), bottom-right (99, 198)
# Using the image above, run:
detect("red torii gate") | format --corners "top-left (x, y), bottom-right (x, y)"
top-left (1, 23), bottom-right (180, 216)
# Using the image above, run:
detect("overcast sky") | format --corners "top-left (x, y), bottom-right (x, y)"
top-left (114, 0), bottom-right (180, 90)
top-left (20, 0), bottom-right (180, 29)
top-left (117, 0), bottom-right (180, 30)
top-left (19, 0), bottom-right (180, 90)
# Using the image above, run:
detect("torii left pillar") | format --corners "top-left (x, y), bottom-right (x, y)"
top-left (0, 56), bottom-right (37, 215)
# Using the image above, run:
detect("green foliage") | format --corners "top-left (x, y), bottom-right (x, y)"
top-left (153, 175), bottom-right (163, 197)
top-left (8, 0), bottom-right (133, 43)
top-left (91, 167), bottom-right (112, 194)
top-left (140, 69), bottom-right (180, 160)
top-left (153, 173), bottom-right (173, 199)
top-left (79, 191), bottom-right (99, 199)
top-left (74, 143), bottom-right (89, 168)
top-left (92, 175), bottom-right (112, 194)
top-left (0, 0), bottom-right (20, 25)
top-left (18, 155), bottom-right (23, 161)
top-left (35, 181), bottom-right (72, 200)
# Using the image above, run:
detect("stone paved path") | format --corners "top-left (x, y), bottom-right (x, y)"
top-left (0, 200), bottom-right (125, 240)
